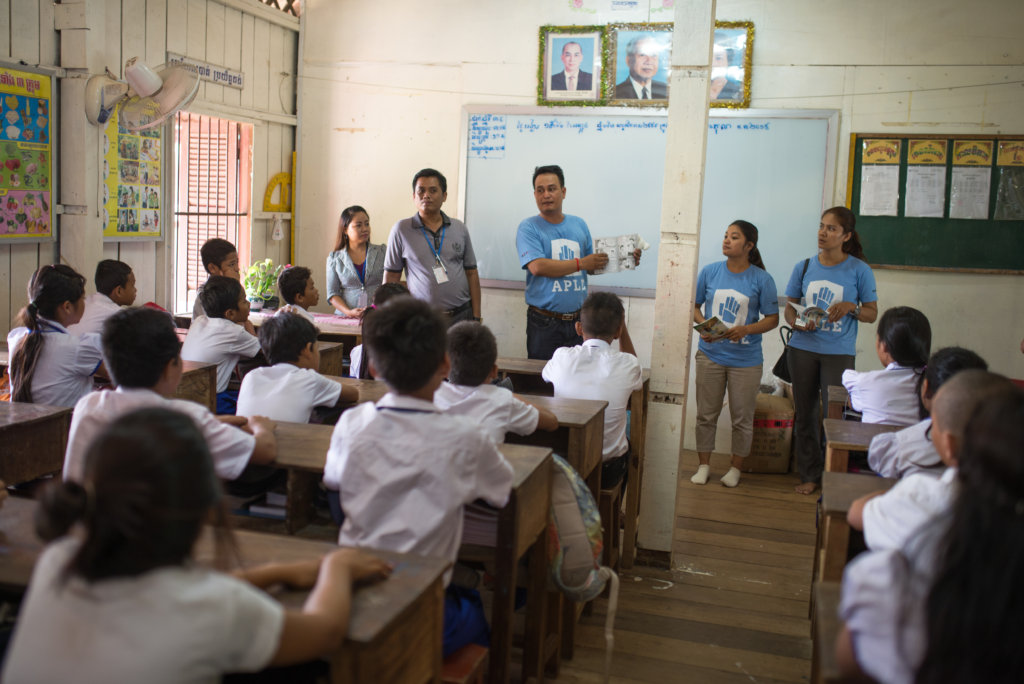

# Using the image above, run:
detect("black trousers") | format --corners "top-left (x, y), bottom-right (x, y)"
top-left (787, 346), bottom-right (854, 484)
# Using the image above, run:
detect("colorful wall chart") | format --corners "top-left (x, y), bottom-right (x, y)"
top-left (102, 105), bottom-right (162, 239)
top-left (0, 66), bottom-right (52, 241)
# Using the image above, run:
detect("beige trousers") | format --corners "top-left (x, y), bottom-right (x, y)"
top-left (694, 350), bottom-right (763, 457)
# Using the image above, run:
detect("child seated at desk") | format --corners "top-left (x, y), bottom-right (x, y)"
top-left (237, 311), bottom-right (358, 423)
top-left (848, 370), bottom-right (1015, 552)
top-left (842, 306), bottom-right (931, 426)
top-left (4, 408), bottom-right (390, 683)
top-left (435, 321), bottom-right (557, 443)
top-left (867, 347), bottom-right (987, 479)
top-left (7, 264), bottom-right (104, 407)
top-left (276, 265), bottom-right (320, 324)
top-left (192, 237), bottom-right (240, 319)
top-left (542, 291), bottom-right (642, 488)
top-left (836, 384), bottom-right (1024, 684)
top-left (63, 307), bottom-right (276, 484)
top-left (323, 297), bottom-right (514, 657)
top-left (348, 282), bottom-right (409, 379)
top-left (181, 276), bottom-right (261, 415)
top-left (68, 259), bottom-right (137, 335)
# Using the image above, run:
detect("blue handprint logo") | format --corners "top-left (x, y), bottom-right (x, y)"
top-left (557, 244), bottom-right (574, 260)
top-left (812, 287), bottom-right (834, 311)
top-left (718, 296), bottom-right (741, 325)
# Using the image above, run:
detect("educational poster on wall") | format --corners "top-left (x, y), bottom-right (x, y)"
top-left (904, 140), bottom-right (947, 218)
top-left (858, 139), bottom-right (900, 217)
top-left (994, 140), bottom-right (1024, 220)
top-left (0, 66), bottom-right (53, 241)
top-left (102, 104), bottom-right (162, 240)
top-left (949, 140), bottom-right (992, 220)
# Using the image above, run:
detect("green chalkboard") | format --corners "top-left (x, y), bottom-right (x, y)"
top-left (849, 134), bottom-right (1024, 273)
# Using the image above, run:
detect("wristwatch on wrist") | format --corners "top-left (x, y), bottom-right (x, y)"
top-left (850, 303), bottom-right (862, 319)
top-left (473, 316), bottom-right (483, 322)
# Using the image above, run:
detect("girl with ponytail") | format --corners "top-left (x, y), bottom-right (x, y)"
top-left (2, 408), bottom-right (391, 682)
top-left (6, 264), bottom-right (104, 407)
top-left (690, 220), bottom-right (780, 488)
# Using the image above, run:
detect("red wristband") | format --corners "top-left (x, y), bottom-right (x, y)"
top-left (575, 258), bottom-right (581, 272)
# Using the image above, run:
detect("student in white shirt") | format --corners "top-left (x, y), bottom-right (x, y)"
top-left (181, 275), bottom-right (261, 414)
top-left (237, 312), bottom-right (358, 424)
top-left (4, 408), bottom-right (390, 684)
top-left (868, 346), bottom-right (987, 479)
top-left (837, 384), bottom-right (1024, 684)
top-left (848, 370), bottom-right (1015, 551)
top-left (324, 297), bottom-right (514, 657)
top-left (276, 265), bottom-right (320, 324)
top-left (7, 264), bottom-right (104, 407)
top-left (842, 306), bottom-right (931, 425)
top-left (542, 291), bottom-right (643, 488)
top-left (192, 237), bottom-right (240, 319)
top-left (64, 307), bottom-right (276, 484)
top-left (348, 282), bottom-right (409, 379)
top-left (435, 321), bottom-right (557, 443)
top-left (68, 259), bottom-right (137, 336)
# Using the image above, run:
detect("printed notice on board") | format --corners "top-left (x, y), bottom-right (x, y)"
top-left (905, 166), bottom-right (946, 218)
top-left (859, 166), bottom-right (899, 216)
top-left (949, 140), bottom-right (993, 220)
top-left (995, 140), bottom-right (1024, 220)
top-left (0, 66), bottom-right (53, 241)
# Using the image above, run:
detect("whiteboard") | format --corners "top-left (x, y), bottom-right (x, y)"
top-left (458, 107), bottom-right (839, 296)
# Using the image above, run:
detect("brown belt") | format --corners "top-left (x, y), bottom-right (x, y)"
top-left (528, 305), bottom-right (580, 321)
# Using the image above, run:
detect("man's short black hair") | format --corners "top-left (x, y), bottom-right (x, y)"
top-left (95, 259), bottom-right (133, 296)
top-left (532, 165), bottom-right (565, 188)
top-left (199, 276), bottom-right (244, 319)
top-left (447, 321), bottom-right (497, 387)
top-left (200, 238), bottom-right (237, 273)
top-left (363, 298), bottom-right (446, 393)
top-left (258, 312), bottom-right (318, 365)
top-left (277, 266), bottom-right (311, 306)
top-left (412, 168), bottom-right (447, 194)
top-left (101, 307), bottom-right (180, 388)
top-left (581, 291), bottom-right (624, 339)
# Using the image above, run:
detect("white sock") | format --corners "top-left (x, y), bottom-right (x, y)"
top-left (720, 466), bottom-right (741, 488)
top-left (690, 464), bottom-right (710, 485)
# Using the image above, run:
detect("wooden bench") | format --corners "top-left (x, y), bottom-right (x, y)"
top-left (811, 581), bottom-right (844, 684)
top-left (0, 402), bottom-right (72, 485)
top-left (176, 360), bottom-right (217, 412)
top-left (826, 385), bottom-right (849, 420)
top-left (823, 418), bottom-right (902, 473)
top-left (814, 471), bottom-right (896, 585)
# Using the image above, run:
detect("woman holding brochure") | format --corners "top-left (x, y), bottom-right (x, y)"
top-left (784, 206), bottom-right (878, 495)
top-left (691, 220), bottom-right (779, 489)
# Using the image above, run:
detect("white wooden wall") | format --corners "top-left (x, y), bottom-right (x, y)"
top-left (0, 0), bottom-right (298, 336)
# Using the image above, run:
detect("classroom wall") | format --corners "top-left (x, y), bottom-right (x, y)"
top-left (0, 0), bottom-right (299, 335)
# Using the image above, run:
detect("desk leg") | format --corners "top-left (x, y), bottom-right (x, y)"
top-left (490, 494), bottom-right (518, 684)
top-left (820, 513), bottom-right (850, 583)
top-left (825, 446), bottom-right (849, 473)
top-left (622, 385), bottom-right (647, 570)
top-left (285, 470), bottom-right (317, 535)
top-left (522, 537), bottom-right (548, 684)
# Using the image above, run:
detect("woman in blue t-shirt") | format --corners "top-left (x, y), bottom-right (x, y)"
top-left (785, 207), bottom-right (878, 494)
top-left (691, 221), bottom-right (779, 488)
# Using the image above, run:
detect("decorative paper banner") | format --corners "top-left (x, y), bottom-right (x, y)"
top-left (102, 103), bottom-right (162, 239)
top-left (0, 65), bottom-right (52, 241)
top-left (997, 140), bottom-right (1024, 167)
top-left (952, 140), bottom-right (993, 166)
top-left (907, 139), bottom-right (947, 165)
top-left (861, 139), bottom-right (901, 164)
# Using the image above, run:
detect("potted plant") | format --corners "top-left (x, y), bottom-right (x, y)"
top-left (242, 258), bottom-right (285, 310)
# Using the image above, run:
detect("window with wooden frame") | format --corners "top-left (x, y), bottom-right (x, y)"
top-left (173, 112), bottom-right (253, 312)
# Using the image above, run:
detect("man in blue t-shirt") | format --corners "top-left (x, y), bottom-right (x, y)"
top-left (516, 165), bottom-right (640, 360)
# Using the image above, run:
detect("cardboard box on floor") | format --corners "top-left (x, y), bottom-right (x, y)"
top-left (743, 391), bottom-right (794, 473)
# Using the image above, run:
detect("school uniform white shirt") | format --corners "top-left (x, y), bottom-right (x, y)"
top-left (842, 363), bottom-right (921, 426)
top-left (275, 304), bottom-right (316, 325)
top-left (324, 392), bottom-right (514, 585)
top-left (348, 344), bottom-right (364, 378)
top-left (862, 466), bottom-right (957, 551)
top-left (64, 387), bottom-right (255, 483)
top-left (434, 381), bottom-right (539, 444)
top-left (2, 536), bottom-right (284, 684)
top-left (6, 318), bottom-right (103, 407)
top-left (180, 316), bottom-right (261, 393)
top-left (67, 292), bottom-right (121, 336)
top-left (542, 338), bottom-right (642, 461)
top-left (867, 418), bottom-right (944, 480)
top-left (236, 363), bottom-right (342, 423)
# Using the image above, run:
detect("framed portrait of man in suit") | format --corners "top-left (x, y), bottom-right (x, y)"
top-left (711, 21), bottom-right (754, 108)
top-left (608, 24), bottom-right (673, 107)
top-left (538, 27), bottom-right (603, 106)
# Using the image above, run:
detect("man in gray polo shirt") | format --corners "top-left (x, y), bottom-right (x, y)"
top-left (384, 168), bottom-right (481, 325)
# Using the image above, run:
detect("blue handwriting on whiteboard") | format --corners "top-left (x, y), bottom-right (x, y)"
top-left (708, 121), bottom-right (770, 134)
top-left (470, 115), bottom-right (507, 159)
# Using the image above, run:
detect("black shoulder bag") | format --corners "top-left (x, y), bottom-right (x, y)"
top-left (771, 258), bottom-right (810, 383)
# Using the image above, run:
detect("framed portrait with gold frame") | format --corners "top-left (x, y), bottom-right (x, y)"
top-left (711, 21), bottom-right (753, 108)
top-left (538, 26), bottom-right (604, 106)
top-left (607, 23), bottom-right (673, 107)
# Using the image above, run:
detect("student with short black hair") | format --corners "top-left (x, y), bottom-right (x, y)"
top-left (7, 264), bottom-right (104, 407)
top-left (323, 297), bottom-right (514, 657)
top-left (63, 307), bottom-right (276, 484)
top-left (181, 275), bottom-right (261, 414)
top-left (69, 259), bottom-right (137, 336)
top-left (192, 238), bottom-right (241, 318)
top-left (237, 312), bottom-right (358, 424)
top-left (277, 265), bottom-right (320, 323)
top-left (435, 321), bottom-right (557, 443)
top-left (348, 282), bottom-right (410, 379)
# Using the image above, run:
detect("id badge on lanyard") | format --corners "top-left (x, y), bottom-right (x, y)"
top-left (422, 225), bottom-right (449, 284)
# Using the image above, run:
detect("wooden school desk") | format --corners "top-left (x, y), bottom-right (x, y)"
top-left (827, 385), bottom-right (849, 420)
top-left (496, 357), bottom-right (652, 570)
top-left (176, 312), bottom-right (364, 357)
top-left (317, 341), bottom-right (346, 377)
top-left (176, 360), bottom-right (217, 412)
top-left (324, 375), bottom-right (389, 405)
top-left (0, 498), bottom-right (447, 684)
top-left (811, 581), bottom-right (843, 684)
top-left (823, 419), bottom-right (902, 473)
top-left (272, 430), bottom-right (553, 684)
top-left (814, 471), bottom-right (896, 585)
top-left (0, 402), bottom-right (72, 485)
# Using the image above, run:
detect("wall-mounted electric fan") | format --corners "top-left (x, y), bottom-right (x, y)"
top-left (85, 57), bottom-right (200, 131)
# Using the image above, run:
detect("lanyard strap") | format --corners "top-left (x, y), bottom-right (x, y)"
top-left (420, 224), bottom-right (446, 265)
top-left (354, 260), bottom-right (366, 285)
top-left (376, 406), bottom-right (434, 414)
